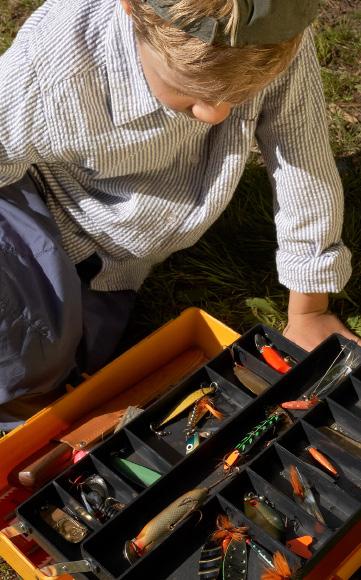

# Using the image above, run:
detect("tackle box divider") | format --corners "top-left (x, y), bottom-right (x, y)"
top-left (217, 464), bottom-right (333, 554)
top-left (54, 454), bottom-right (140, 523)
top-left (206, 346), bottom-right (274, 395)
top-left (17, 481), bottom-right (95, 566)
top-left (91, 426), bottom-right (176, 474)
top-left (301, 398), bottom-right (361, 444)
top-left (233, 323), bottom-right (307, 363)
top-left (299, 419), bottom-right (361, 473)
top-left (214, 493), bottom-right (302, 568)
top-left (243, 467), bottom-right (334, 545)
top-left (203, 363), bottom-right (255, 408)
top-left (228, 342), bottom-right (281, 383)
top-left (273, 443), bottom-right (361, 514)
top-left (327, 374), bottom-right (361, 413)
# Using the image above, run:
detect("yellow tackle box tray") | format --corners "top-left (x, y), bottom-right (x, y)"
top-left (0, 308), bottom-right (361, 579)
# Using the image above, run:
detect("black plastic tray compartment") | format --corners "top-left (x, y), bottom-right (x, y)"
top-left (17, 481), bottom-right (94, 565)
top-left (277, 420), bottom-right (361, 498)
top-left (249, 443), bottom-right (360, 531)
top-left (303, 398), bottom-right (361, 447)
top-left (55, 454), bottom-right (139, 529)
top-left (80, 449), bottom-right (229, 579)
top-left (245, 335), bottom-right (361, 422)
top-left (232, 324), bottom-right (307, 374)
top-left (90, 429), bottom-right (173, 490)
top-left (124, 365), bottom-right (253, 462)
top-left (328, 375), bottom-right (361, 419)
top-left (82, 492), bottom-right (301, 580)
top-left (219, 467), bottom-right (332, 554)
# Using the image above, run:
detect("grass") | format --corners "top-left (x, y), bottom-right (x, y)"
top-left (0, 0), bottom-right (361, 577)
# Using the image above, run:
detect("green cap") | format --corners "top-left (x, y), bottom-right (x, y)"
top-left (143, 0), bottom-right (320, 46)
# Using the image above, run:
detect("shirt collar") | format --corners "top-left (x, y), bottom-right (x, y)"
top-left (105, 2), bottom-right (161, 126)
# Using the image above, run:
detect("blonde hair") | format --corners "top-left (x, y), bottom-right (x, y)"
top-left (128, 0), bottom-right (302, 104)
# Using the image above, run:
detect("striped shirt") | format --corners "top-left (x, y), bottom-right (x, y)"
top-left (0, 0), bottom-right (352, 292)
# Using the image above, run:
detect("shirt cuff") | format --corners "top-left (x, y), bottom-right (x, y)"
top-left (276, 243), bottom-right (352, 293)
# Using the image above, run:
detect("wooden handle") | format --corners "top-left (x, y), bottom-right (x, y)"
top-left (18, 442), bottom-right (73, 488)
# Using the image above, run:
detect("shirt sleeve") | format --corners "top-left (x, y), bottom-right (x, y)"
top-left (0, 32), bottom-right (48, 187)
top-left (255, 27), bottom-right (352, 294)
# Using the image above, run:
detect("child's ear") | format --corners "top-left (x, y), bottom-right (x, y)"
top-left (120, 0), bottom-right (132, 16)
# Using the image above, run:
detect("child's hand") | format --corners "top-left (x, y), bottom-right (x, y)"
top-left (283, 311), bottom-right (360, 352)
top-left (284, 290), bottom-right (360, 351)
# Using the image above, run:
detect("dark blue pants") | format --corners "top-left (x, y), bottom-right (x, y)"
top-left (0, 174), bottom-right (135, 431)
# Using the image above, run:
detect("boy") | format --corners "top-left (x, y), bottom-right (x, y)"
top-left (0, 0), bottom-right (357, 430)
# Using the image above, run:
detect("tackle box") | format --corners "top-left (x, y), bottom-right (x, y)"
top-left (1, 308), bottom-right (361, 579)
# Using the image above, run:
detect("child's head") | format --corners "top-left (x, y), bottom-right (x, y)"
top-left (121, 0), bottom-right (306, 124)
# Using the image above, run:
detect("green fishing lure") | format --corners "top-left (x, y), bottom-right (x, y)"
top-left (112, 457), bottom-right (162, 487)
top-left (244, 493), bottom-right (285, 541)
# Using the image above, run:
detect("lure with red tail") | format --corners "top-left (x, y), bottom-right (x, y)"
top-left (254, 335), bottom-right (292, 374)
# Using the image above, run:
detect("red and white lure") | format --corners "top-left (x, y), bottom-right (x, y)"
top-left (281, 342), bottom-right (361, 411)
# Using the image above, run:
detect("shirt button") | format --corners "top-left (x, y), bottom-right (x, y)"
top-left (165, 211), bottom-right (176, 223)
top-left (189, 154), bottom-right (199, 165)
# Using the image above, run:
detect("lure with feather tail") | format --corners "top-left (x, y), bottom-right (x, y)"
top-left (150, 383), bottom-right (218, 436)
top-left (185, 395), bottom-right (223, 454)
top-left (289, 465), bottom-right (325, 525)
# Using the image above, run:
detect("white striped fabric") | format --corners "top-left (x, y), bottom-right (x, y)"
top-left (0, 0), bottom-right (352, 292)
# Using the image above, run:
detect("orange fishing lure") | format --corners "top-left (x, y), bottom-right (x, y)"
top-left (307, 446), bottom-right (338, 477)
top-left (261, 551), bottom-right (292, 580)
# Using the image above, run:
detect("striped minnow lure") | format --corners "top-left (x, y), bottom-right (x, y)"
top-left (150, 382), bottom-right (218, 436)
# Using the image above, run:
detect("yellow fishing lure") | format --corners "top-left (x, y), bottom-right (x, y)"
top-left (151, 383), bottom-right (217, 434)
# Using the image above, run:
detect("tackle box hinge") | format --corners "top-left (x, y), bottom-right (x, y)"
top-left (1, 520), bottom-right (31, 538)
top-left (39, 559), bottom-right (95, 576)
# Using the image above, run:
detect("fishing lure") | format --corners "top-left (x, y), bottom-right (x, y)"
top-left (223, 409), bottom-right (290, 471)
top-left (289, 465), bottom-right (325, 525)
top-left (319, 425), bottom-right (361, 459)
top-left (150, 383), bottom-right (218, 436)
top-left (185, 395), bottom-right (223, 454)
top-left (40, 504), bottom-right (88, 543)
top-left (254, 335), bottom-right (292, 374)
top-left (186, 396), bottom-right (223, 438)
top-left (198, 539), bottom-right (223, 579)
top-left (281, 343), bottom-right (361, 411)
top-left (75, 474), bottom-right (125, 522)
top-left (124, 472), bottom-right (236, 564)
top-left (244, 493), bottom-right (285, 541)
top-left (201, 515), bottom-right (294, 580)
top-left (307, 446), bottom-right (338, 477)
top-left (111, 457), bottom-right (162, 487)
top-left (260, 550), bottom-right (293, 580)
top-left (233, 361), bottom-right (271, 396)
